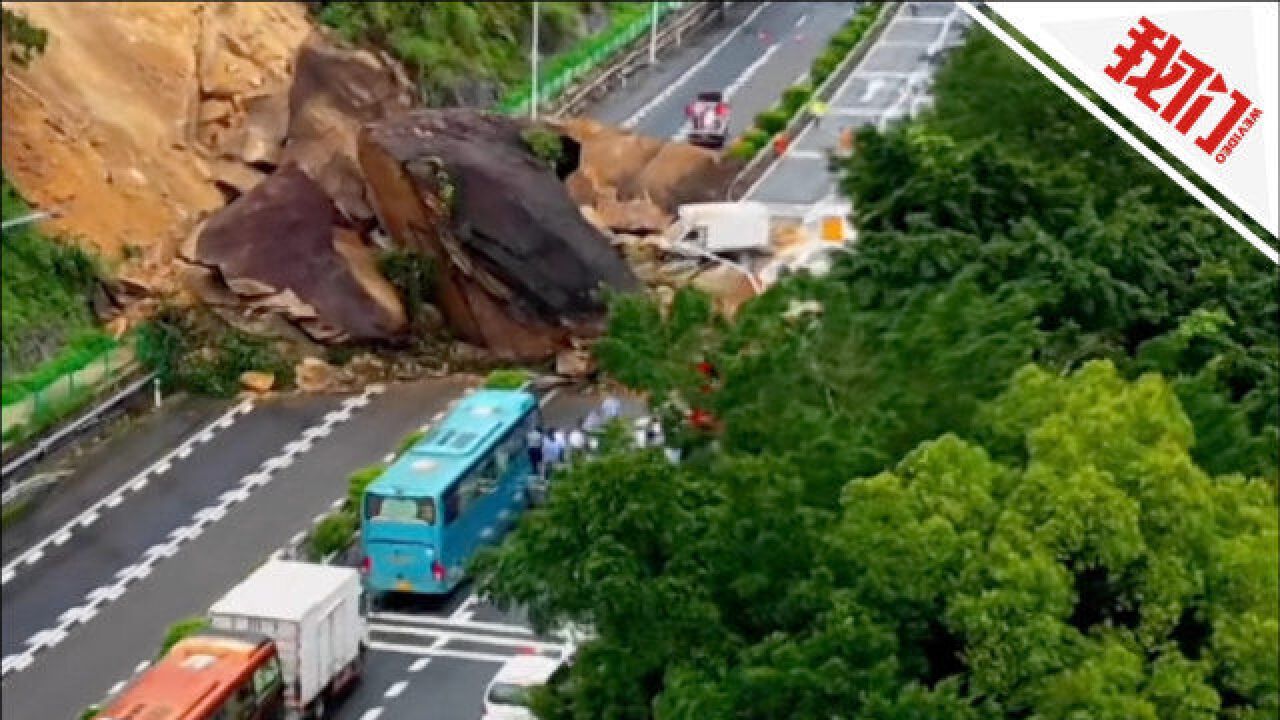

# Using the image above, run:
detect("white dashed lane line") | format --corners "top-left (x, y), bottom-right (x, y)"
top-left (0, 386), bottom-right (386, 681)
top-left (1, 399), bottom-right (255, 587)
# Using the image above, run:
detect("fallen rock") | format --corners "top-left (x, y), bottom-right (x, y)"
top-left (295, 356), bottom-right (350, 394)
top-left (594, 188), bottom-right (671, 235)
top-left (555, 348), bottom-right (596, 378)
top-left (188, 164), bottom-right (407, 343)
top-left (239, 371), bottom-right (275, 393)
top-left (555, 117), bottom-right (743, 216)
top-left (280, 35), bottom-right (414, 223)
top-left (691, 264), bottom-right (759, 319)
top-left (359, 109), bottom-right (640, 362)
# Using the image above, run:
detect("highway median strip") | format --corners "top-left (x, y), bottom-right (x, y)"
top-left (0, 384), bottom-right (386, 681)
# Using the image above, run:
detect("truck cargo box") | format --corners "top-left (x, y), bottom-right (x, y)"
top-left (209, 560), bottom-right (364, 713)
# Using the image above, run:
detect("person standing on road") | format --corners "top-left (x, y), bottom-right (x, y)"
top-left (542, 431), bottom-right (564, 478)
top-left (601, 394), bottom-right (622, 421)
top-left (527, 425), bottom-right (544, 476)
top-left (810, 98), bottom-right (829, 128)
top-left (568, 428), bottom-right (587, 459)
top-left (583, 408), bottom-right (604, 434)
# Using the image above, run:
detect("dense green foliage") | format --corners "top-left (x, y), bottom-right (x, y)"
top-left (2, 175), bottom-right (104, 383)
top-left (521, 126), bottom-right (566, 170)
top-left (2, 8), bottom-right (48, 67)
top-left (135, 306), bottom-right (295, 396)
top-left (475, 24), bottom-right (1279, 720)
top-left (314, 2), bottom-right (630, 105)
top-left (378, 248), bottom-right (437, 330)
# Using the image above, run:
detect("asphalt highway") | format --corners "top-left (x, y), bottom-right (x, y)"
top-left (746, 2), bottom-right (972, 211)
top-left (592, 1), bottom-right (859, 143)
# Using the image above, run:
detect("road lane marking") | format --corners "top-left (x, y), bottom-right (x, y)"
top-left (794, 12), bottom-right (809, 29)
top-left (0, 388), bottom-right (386, 680)
top-left (368, 623), bottom-right (563, 654)
top-left (1, 398), bottom-right (255, 583)
top-left (52, 530), bottom-right (72, 546)
top-left (673, 42), bottom-right (781, 141)
top-left (385, 681), bottom-right (408, 699)
top-left (367, 640), bottom-right (511, 664)
top-left (859, 78), bottom-right (885, 102)
top-left (408, 657), bottom-right (431, 673)
top-left (107, 680), bottom-right (126, 697)
top-left (368, 611), bottom-right (537, 636)
top-left (358, 708), bottom-right (385, 720)
top-left (623, 1), bottom-right (775, 129)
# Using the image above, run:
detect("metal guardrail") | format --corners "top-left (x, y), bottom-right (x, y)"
top-left (726, 2), bottom-right (903, 200)
top-left (1, 369), bottom-right (156, 489)
top-left (549, 2), bottom-right (729, 118)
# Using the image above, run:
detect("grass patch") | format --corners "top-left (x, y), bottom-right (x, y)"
top-left (135, 306), bottom-right (295, 397)
top-left (3, 174), bottom-right (104, 382)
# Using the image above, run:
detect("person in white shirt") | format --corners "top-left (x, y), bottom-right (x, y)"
top-left (568, 429), bottom-right (587, 457)
top-left (582, 409), bottom-right (604, 434)
top-left (601, 395), bottom-right (621, 420)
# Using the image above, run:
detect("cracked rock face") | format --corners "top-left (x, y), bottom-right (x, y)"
top-left (186, 164), bottom-right (407, 343)
top-left (359, 108), bottom-right (640, 361)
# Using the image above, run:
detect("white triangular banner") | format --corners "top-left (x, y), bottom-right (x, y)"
top-left (972, 2), bottom-right (1278, 260)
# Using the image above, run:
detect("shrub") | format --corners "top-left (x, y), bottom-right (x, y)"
top-left (310, 511), bottom-right (358, 560)
top-left (158, 616), bottom-right (210, 659)
top-left (725, 139), bottom-right (759, 162)
top-left (135, 306), bottom-right (295, 396)
top-left (521, 126), bottom-right (565, 171)
top-left (347, 464), bottom-right (387, 512)
top-left (395, 430), bottom-right (427, 459)
top-left (377, 249), bottom-right (436, 326)
top-left (79, 706), bottom-right (100, 720)
top-left (740, 128), bottom-right (772, 155)
top-left (485, 368), bottom-right (533, 390)
top-left (2, 8), bottom-right (48, 67)
top-left (753, 108), bottom-right (790, 135)
top-left (781, 84), bottom-right (813, 116)
top-left (810, 48), bottom-right (844, 87)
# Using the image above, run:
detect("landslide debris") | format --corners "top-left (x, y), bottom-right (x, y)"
top-left (359, 108), bottom-right (640, 361)
top-left (184, 164), bottom-right (407, 345)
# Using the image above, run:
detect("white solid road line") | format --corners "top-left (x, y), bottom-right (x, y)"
top-left (623, 1), bottom-right (774, 129)
top-left (1, 398), bottom-right (255, 585)
top-left (367, 640), bottom-right (512, 665)
top-left (367, 623), bottom-right (564, 654)
top-left (370, 610), bottom-right (536, 637)
top-left (1, 386), bottom-right (386, 680)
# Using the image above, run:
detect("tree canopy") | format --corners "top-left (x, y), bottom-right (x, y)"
top-left (475, 24), bottom-right (1278, 720)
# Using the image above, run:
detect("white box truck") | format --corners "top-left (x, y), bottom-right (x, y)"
top-left (209, 560), bottom-right (366, 719)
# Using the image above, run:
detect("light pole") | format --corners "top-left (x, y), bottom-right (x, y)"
top-left (530, 0), bottom-right (540, 120)
top-left (649, 2), bottom-right (658, 65)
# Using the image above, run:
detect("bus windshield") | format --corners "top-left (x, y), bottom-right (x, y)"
top-left (365, 493), bottom-right (437, 525)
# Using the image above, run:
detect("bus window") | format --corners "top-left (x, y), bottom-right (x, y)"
top-left (366, 494), bottom-right (437, 525)
top-left (475, 459), bottom-right (499, 495)
top-left (444, 487), bottom-right (461, 525)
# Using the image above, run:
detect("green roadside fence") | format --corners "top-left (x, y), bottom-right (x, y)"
top-left (495, 2), bottom-right (686, 116)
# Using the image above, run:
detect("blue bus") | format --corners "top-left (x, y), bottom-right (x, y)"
top-left (360, 388), bottom-right (540, 597)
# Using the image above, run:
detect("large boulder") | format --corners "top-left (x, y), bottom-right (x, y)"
top-left (186, 164), bottom-right (407, 343)
top-left (359, 109), bottom-right (640, 361)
